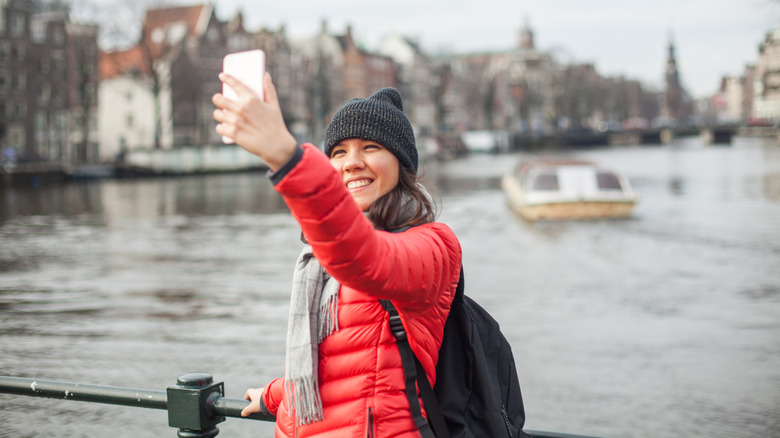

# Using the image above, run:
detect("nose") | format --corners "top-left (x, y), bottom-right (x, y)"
top-left (342, 150), bottom-right (365, 171)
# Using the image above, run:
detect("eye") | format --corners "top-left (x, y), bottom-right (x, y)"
top-left (364, 143), bottom-right (382, 151)
top-left (330, 148), bottom-right (346, 158)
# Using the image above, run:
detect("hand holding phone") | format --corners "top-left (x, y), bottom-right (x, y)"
top-left (221, 49), bottom-right (266, 144)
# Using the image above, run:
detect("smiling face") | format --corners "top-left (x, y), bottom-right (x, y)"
top-left (329, 138), bottom-right (400, 211)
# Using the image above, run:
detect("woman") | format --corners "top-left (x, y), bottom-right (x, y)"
top-left (212, 73), bottom-right (461, 437)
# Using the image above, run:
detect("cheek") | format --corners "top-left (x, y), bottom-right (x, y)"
top-left (378, 163), bottom-right (400, 195)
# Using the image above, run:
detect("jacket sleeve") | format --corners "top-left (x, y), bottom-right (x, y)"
top-left (273, 144), bottom-right (461, 309)
top-left (261, 377), bottom-right (285, 416)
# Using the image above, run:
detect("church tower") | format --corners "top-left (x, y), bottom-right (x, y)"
top-left (663, 35), bottom-right (685, 125)
top-left (518, 16), bottom-right (534, 50)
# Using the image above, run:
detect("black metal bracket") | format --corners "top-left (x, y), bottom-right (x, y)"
top-left (167, 373), bottom-right (225, 437)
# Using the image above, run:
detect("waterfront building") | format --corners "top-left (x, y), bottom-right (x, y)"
top-left (97, 3), bottom-right (253, 160)
top-left (753, 29), bottom-right (780, 121)
top-left (0, 0), bottom-right (98, 164)
top-left (378, 33), bottom-right (437, 136)
top-left (431, 18), bottom-right (558, 135)
top-left (253, 24), bottom-right (308, 141)
top-left (718, 76), bottom-right (748, 123)
top-left (287, 21), bottom-right (403, 143)
top-left (288, 20), bottom-right (344, 143)
top-left (98, 45), bottom-right (171, 161)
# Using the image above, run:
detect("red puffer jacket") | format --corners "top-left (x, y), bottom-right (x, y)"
top-left (261, 144), bottom-right (461, 438)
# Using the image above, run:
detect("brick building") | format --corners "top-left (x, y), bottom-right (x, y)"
top-left (0, 0), bottom-right (98, 163)
top-left (98, 3), bottom-right (254, 158)
top-left (754, 29), bottom-right (780, 120)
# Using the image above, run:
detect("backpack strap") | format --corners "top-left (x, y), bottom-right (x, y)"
top-left (380, 268), bottom-right (463, 438)
top-left (380, 299), bottom-right (444, 438)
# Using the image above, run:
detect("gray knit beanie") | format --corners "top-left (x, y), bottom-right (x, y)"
top-left (324, 87), bottom-right (418, 173)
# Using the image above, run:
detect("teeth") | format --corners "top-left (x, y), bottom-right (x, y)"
top-left (347, 179), bottom-right (371, 189)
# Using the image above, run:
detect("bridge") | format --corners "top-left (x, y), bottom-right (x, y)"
top-left (508, 124), bottom-right (778, 150)
top-left (605, 125), bottom-right (741, 146)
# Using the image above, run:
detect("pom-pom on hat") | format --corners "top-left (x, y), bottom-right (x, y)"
top-left (324, 87), bottom-right (418, 173)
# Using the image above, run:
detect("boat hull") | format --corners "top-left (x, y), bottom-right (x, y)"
top-left (512, 199), bottom-right (635, 221)
top-left (502, 171), bottom-right (637, 221)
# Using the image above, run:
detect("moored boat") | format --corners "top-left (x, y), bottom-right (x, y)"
top-left (501, 158), bottom-right (638, 221)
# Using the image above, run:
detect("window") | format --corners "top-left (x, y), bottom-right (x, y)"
top-left (10, 43), bottom-right (21, 60)
top-left (56, 111), bottom-right (67, 130)
top-left (38, 82), bottom-right (50, 105)
top-left (53, 89), bottom-right (65, 106)
top-left (9, 125), bottom-right (25, 148)
top-left (596, 172), bottom-right (623, 191)
top-left (530, 172), bottom-right (559, 191)
top-left (52, 27), bottom-right (65, 47)
top-left (35, 111), bottom-right (46, 131)
top-left (11, 72), bottom-right (25, 92)
top-left (10, 13), bottom-right (25, 38)
top-left (13, 101), bottom-right (25, 119)
top-left (31, 20), bottom-right (46, 43)
top-left (151, 27), bottom-right (165, 44)
top-left (207, 26), bottom-right (219, 42)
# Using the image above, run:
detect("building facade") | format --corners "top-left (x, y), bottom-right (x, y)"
top-left (97, 3), bottom-right (256, 159)
top-left (378, 33), bottom-right (436, 135)
top-left (1, 0), bottom-right (35, 161)
top-left (754, 29), bottom-right (780, 120)
top-left (1, 0), bottom-right (97, 164)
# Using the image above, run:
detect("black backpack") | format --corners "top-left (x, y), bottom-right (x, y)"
top-left (381, 267), bottom-right (530, 438)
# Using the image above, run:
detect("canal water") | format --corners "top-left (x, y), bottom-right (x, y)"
top-left (1, 138), bottom-right (779, 438)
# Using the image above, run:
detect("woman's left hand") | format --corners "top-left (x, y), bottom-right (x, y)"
top-left (212, 73), bottom-right (297, 171)
top-left (241, 386), bottom-right (265, 417)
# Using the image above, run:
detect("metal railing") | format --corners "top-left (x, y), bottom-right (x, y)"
top-left (0, 373), bottom-right (271, 437)
top-left (0, 373), bottom-right (600, 438)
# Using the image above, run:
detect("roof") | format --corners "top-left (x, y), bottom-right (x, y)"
top-left (141, 4), bottom-right (213, 58)
top-left (514, 158), bottom-right (595, 178)
top-left (100, 3), bottom-right (212, 79)
top-left (100, 46), bottom-right (150, 79)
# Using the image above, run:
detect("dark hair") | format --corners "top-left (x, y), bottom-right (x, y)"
top-left (300, 166), bottom-right (436, 243)
top-left (368, 166), bottom-right (437, 232)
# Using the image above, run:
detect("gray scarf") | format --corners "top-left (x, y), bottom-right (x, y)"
top-left (284, 187), bottom-right (431, 426)
top-left (285, 245), bottom-right (340, 425)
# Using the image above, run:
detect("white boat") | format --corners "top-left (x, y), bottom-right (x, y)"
top-left (501, 158), bottom-right (638, 221)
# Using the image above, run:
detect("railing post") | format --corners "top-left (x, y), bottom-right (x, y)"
top-left (167, 373), bottom-right (225, 438)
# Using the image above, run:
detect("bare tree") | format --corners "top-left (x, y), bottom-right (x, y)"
top-left (431, 62), bottom-right (452, 132)
top-left (66, 22), bottom-right (100, 163)
top-left (72, 0), bottom-right (177, 149)
top-left (69, 0), bottom-right (146, 50)
top-left (553, 63), bottom-right (603, 129)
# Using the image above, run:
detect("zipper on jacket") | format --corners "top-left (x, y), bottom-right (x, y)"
top-left (366, 406), bottom-right (375, 438)
top-left (501, 403), bottom-right (512, 436)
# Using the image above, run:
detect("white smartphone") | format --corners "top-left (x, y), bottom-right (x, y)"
top-left (221, 49), bottom-right (266, 144)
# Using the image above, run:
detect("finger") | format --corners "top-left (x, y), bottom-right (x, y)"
top-left (263, 73), bottom-right (278, 104)
top-left (212, 108), bottom-right (226, 124)
top-left (243, 389), bottom-right (252, 401)
top-left (219, 72), bottom-right (252, 96)
top-left (214, 122), bottom-right (234, 141)
top-left (212, 92), bottom-right (239, 112)
top-left (212, 107), bottom-right (238, 125)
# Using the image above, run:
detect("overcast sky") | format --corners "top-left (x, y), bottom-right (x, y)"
top-left (205, 0), bottom-right (779, 99)
top-left (80, 0), bottom-right (780, 99)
